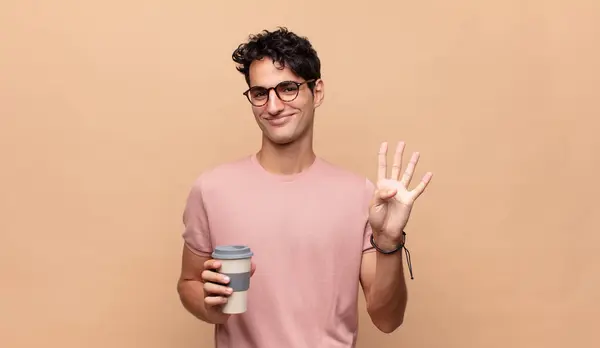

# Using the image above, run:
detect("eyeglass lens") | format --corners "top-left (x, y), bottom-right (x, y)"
top-left (247, 81), bottom-right (301, 105)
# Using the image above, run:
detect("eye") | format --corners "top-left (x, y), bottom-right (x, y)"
top-left (251, 89), bottom-right (267, 98)
top-left (278, 82), bottom-right (299, 94)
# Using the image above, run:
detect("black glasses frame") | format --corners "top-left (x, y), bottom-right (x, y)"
top-left (243, 79), bottom-right (316, 107)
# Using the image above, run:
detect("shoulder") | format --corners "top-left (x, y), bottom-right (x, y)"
top-left (187, 155), bottom-right (253, 195)
top-left (316, 157), bottom-right (376, 196)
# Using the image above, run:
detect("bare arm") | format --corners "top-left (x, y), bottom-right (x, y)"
top-left (360, 141), bottom-right (432, 333)
top-left (360, 245), bottom-right (408, 334)
top-left (176, 244), bottom-right (231, 325)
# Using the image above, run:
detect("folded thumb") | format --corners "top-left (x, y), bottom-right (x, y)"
top-left (375, 188), bottom-right (397, 204)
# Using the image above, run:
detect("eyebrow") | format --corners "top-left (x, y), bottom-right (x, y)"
top-left (250, 80), bottom-right (301, 89)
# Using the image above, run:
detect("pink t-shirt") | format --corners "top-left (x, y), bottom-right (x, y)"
top-left (182, 154), bottom-right (376, 348)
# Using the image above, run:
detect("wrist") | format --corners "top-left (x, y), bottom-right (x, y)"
top-left (374, 233), bottom-right (403, 250)
top-left (372, 231), bottom-right (415, 280)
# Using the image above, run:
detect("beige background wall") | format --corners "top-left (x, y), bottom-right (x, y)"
top-left (1, 1), bottom-right (599, 347)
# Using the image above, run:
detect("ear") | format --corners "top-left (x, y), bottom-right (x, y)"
top-left (312, 79), bottom-right (325, 108)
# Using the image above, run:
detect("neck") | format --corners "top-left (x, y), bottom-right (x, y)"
top-left (256, 132), bottom-right (316, 175)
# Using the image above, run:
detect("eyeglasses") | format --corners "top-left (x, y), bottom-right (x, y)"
top-left (243, 79), bottom-right (316, 107)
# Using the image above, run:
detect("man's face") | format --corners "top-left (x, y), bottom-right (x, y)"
top-left (246, 57), bottom-right (324, 145)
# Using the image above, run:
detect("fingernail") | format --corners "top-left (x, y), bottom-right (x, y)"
top-left (222, 275), bottom-right (230, 283)
top-left (227, 288), bottom-right (233, 294)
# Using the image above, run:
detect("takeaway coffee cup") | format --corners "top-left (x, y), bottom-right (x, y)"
top-left (211, 245), bottom-right (254, 314)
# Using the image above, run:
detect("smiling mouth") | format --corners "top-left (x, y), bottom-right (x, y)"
top-left (264, 115), bottom-right (292, 126)
top-left (264, 114), bottom-right (292, 120)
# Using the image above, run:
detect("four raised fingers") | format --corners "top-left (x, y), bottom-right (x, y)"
top-left (400, 152), bottom-right (420, 187)
top-left (377, 142), bottom-right (388, 182)
top-left (411, 172), bottom-right (433, 198)
top-left (378, 141), bottom-right (431, 194)
top-left (390, 141), bottom-right (405, 180)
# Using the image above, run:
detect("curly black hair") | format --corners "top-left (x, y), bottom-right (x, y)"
top-left (232, 27), bottom-right (321, 89)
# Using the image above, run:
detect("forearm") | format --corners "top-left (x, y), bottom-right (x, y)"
top-left (366, 236), bottom-right (408, 333)
top-left (177, 280), bottom-right (229, 325)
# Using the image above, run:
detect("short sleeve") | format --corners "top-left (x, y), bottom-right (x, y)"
top-left (362, 178), bottom-right (376, 253)
top-left (181, 177), bottom-right (213, 257)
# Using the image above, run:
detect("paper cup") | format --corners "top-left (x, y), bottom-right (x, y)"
top-left (211, 245), bottom-right (253, 314)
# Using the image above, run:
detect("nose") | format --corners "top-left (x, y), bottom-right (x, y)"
top-left (266, 89), bottom-right (285, 115)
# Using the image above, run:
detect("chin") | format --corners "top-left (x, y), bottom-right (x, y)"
top-left (262, 124), bottom-right (299, 145)
top-left (266, 134), bottom-right (297, 145)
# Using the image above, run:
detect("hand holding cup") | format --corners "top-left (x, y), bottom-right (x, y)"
top-left (202, 246), bottom-right (255, 315)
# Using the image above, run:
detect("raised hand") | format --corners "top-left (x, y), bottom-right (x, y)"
top-left (368, 141), bottom-right (433, 248)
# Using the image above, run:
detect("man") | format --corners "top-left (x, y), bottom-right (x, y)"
top-left (177, 27), bottom-right (433, 348)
